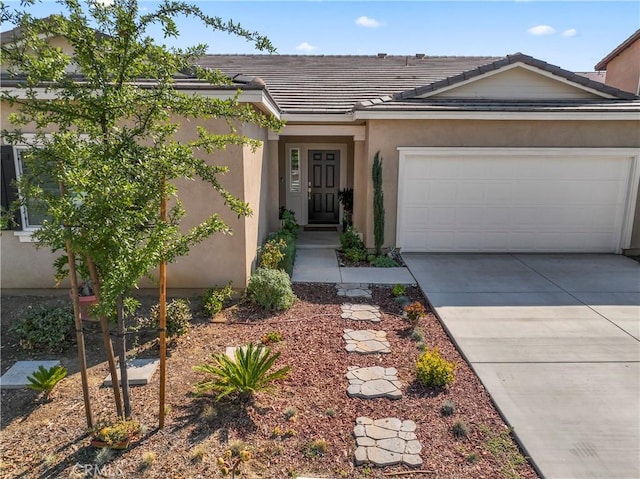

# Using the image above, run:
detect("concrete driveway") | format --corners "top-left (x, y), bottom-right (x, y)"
top-left (403, 253), bottom-right (640, 479)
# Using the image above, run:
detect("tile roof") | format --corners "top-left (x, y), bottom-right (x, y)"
top-left (197, 53), bottom-right (638, 115)
top-left (195, 54), bottom-right (500, 114)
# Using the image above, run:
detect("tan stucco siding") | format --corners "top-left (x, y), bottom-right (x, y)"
top-left (604, 40), bottom-right (640, 94)
top-left (1, 102), bottom-right (272, 289)
top-left (361, 119), bottom-right (640, 250)
top-left (242, 122), bottom-right (272, 280)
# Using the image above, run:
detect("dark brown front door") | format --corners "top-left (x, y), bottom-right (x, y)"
top-left (308, 150), bottom-right (339, 224)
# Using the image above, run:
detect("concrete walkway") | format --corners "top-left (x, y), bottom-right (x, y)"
top-left (292, 229), bottom-right (415, 284)
top-left (403, 253), bottom-right (640, 479)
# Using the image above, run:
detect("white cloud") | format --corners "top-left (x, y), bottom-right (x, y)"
top-left (296, 42), bottom-right (318, 52)
top-left (355, 16), bottom-right (382, 28)
top-left (527, 25), bottom-right (556, 36)
top-left (562, 28), bottom-right (577, 37)
top-left (94, 0), bottom-right (115, 5)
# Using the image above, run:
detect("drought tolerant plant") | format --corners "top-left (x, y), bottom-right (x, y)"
top-left (91, 418), bottom-right (141, 449)
top-left (26, 365), bottom-right (68, 400)
top-left (1, 0), bottom-right (282, 420)
top-left (303, 438), bottom-right (329, 458)
top-left (149, 298), bottom-right (192, 338)
top-left (247, 268), bottom-right (296, 311)
top-left (391, 284), bottom-right (406, 297)
top-left (404, 301), bottom-right (427, 329)
top-left (480, 425), bottom-right (527, 479)
top-left (259, 238), bottom-right (286, 270)
top-left (202, 282), bottom-right (234, 316)
top-left (369, 254), bottom-right (398, 267)
top-left (261, 331), bottom-right (283, 345)
top-left (372, 151), bottom-right (385, 256)
top-left (11, 304), bottom-right (74, 352)
top-left (416, 347), bottom-right (456, 387)
top-left (216, 442), bottom-right (252, 478)
top-left (452, 420), bottom-right (470, 438)
top-left (193, 342), bottom-right (291, 401)
top-left (440, 399), bottom-right (457, 417)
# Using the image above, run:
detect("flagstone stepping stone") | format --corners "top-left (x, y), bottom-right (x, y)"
top-left (346, 366), bottom-right (402, 399)
top-left (353, 417), bottom-right (423, 468)
top-left (0, 360), bottom-right (61, 389)
top-left (336, 283), bottom-right (372, 299)
top-left (343, 329), bottom-right (390, 354)
top-left (341, 303), bottom-right (381, 322)
top-left (103, 358), bottom-right (160, 386)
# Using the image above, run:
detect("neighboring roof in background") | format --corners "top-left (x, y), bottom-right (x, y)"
top-left (576, 71), bottom-right (607, 83)
top-left (595, 29), bottom-right (640, 71)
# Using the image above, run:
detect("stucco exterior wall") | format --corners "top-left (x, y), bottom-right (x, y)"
top-left (361, 119), bottom-right (640, 250)
top-left (604, 40), bottom-right (640, 94)
top-left (1, 102), bottom-right (272, 290)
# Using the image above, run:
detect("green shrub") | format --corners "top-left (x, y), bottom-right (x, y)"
top-left (280, 208), bottom-right (299, 238)
top-left (369, 255), bottom-right (399, 268)
top-left (391, 284), bottom-right (406, 297)
top-left (343, 246), bottom-right (367, 263)
top-left (203, 282), bottom-right (234, 316)
top-left (247, 268), bottom-right (296, 311)
top-left (193, 342), bottom-right (291, 400)
top-left (11, 304), bottom-right (74, 351)
top-left (440, 399), bottom-right (456, 417)
top-left (261, 232), bottom-right (296, 276)
top-left (261, 331), bottom-right (283, 345)
top-left (26, 365), bottom-right (67, 400)
top-left (149, 298), bottom-right (192, 338)
top-left (260, 238), bottom-right (286, 269)
top-left (416, 347), bottom-right (455, 387)
top-left (339, 226), bottom-right (364, 251)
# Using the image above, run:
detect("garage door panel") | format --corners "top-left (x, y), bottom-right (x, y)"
top-left (398, 155), bottom-right (631, 253)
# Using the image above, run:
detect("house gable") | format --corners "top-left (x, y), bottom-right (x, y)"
top-left (422, 64), bottom-right (605, 100)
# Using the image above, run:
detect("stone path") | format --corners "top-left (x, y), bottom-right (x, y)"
top-left (353, 417), bottom-right (423, 467)
top-left (343, 329), bottom-right (390, 354)
top-left (336, 283), bottom-right (372, 299)
top-left (339, 283), bottom-right (423, 469)
top-left (346, 366), bottom-right (402, 400)
top-left (341, 303), bottom-right (381, 322)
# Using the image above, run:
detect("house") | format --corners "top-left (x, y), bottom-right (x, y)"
top-left (595, 29), bottom-right (640, 95)
top-left (2, 30), bottom-right (639, 290)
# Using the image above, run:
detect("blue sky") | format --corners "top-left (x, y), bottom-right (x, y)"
top-left (4, 1), bottom-right (639, 72)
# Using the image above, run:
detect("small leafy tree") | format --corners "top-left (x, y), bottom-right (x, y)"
top-left (372, 151), bottom-right (385, 256)
top-left (1, 0), bottom-right (282, 418)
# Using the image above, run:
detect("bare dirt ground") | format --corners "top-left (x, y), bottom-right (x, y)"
top-left (0, 284), bottom-right (539, 479)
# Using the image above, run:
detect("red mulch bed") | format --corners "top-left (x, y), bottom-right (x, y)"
top-left (0, 284), bottom-right (539, 478)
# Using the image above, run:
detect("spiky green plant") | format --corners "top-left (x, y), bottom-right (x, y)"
top-left (26, 365), bottom-right (67, 400)
top-left (193, 343), bottom-right (291, 400)
top-left (372, 151), bottom-right (385, 256)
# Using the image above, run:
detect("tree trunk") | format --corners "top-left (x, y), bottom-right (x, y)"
top-left (116, 295), bottom-right (132, 418)
top-left (87, 258), bottom-right (124, 418)
top-left (66, 247), bottom-right (93, 428)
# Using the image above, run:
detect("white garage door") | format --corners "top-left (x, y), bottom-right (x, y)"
top-left (397, 150), bottom-right (635, 253)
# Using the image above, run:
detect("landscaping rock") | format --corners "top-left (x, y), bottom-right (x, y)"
top-left (343, 329), bottom-right (390, 354)
top-left (341, 303), bottom-right (381, 322)
top-left (346, 366), bottom-right (402, 399)
top-left (353, 416), bottom-right (423, 468)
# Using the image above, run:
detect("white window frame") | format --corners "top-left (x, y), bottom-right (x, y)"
top-left (289, 147), bottom-right (301, 193)
top-left (11, 144), bottom-right (58, 242)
